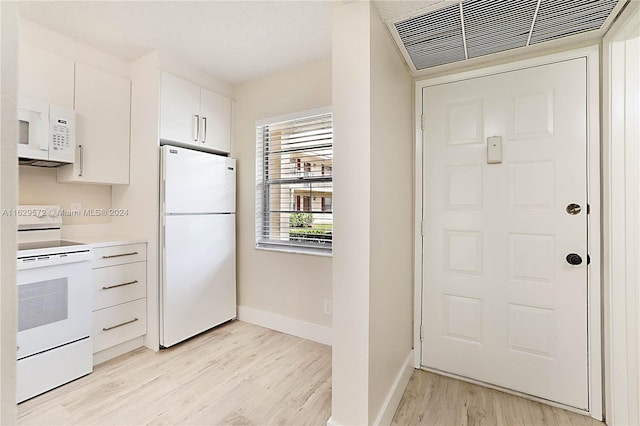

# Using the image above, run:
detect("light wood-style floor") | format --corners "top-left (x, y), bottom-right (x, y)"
top-left (18, 321), bottom-right (332, 425)
top-left (393, 369), bottom-right (604, 426)
top-left (19, 320), bottom-right (604, 426)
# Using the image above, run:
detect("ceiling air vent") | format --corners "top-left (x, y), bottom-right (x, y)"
top-left (463, 0), bottom-right (538, 59)
top-left (530, 0), bottom-right (620, 44)
top-left (394, 2), bottom-right (466, 70)
top-left (392, 0), bottom-right (622, 72)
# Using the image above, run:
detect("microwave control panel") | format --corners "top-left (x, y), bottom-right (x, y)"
top-left (48, 105), bottom-right (76, 163)
top-left (52, 118), bottom-right (71, 149)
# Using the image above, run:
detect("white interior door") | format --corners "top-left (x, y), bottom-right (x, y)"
top-left (421, 58), bottom-right (589, 409)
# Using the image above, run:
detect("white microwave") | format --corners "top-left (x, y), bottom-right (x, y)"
top-left (18, 97), bottom-right (76, 167)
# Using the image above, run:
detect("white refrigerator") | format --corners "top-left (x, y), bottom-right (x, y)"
top-left (160, 145), bottom-right (237, 348)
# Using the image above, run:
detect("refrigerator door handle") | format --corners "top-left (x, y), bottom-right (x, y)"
top-left (161, 216), bottom-right (165, 249)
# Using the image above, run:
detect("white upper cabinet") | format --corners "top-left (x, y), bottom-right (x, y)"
top-left (159, 72), bottom-right (231, 154)
top-left (18, 42), bottom-right (74, 108)
top-left (200, 88), bottom-right (232, 153)
top-left (57, 63), bottom-right (131, 184)
top-left (159, 72), bottom-right (201, 145)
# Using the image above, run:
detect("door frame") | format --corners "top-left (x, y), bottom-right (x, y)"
top-left (413, 46), bottom-right (602, 419)
top-left (602, 2), bottom-right (640, 424)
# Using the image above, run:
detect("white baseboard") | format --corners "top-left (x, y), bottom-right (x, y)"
top-left (326, 416), bottom-right (340, 426)
top-left (374, 350), bottom-right (415, 426)
top-left (237, 305), bottom-right (332, 346)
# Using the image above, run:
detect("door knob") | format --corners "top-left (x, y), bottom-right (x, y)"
top-left (566, 203), bottom-right (581, 215)
top-left (566, 253), bottom-right (583, 265)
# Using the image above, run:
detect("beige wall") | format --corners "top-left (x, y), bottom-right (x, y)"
top-left (0, 3), bottom-right (18, 422)
top-left (20, 19), bottom-right (130, 79)
top-left (331, 1), bottom-right (372, 423)
top-left (233, 58), bottom-right (332, 328)
top-left (111, 51), bottom-right (162, 351)
top-left (157, 51), bottom-right (234, 99)
top-left (19, 167), bottom-right (112, 225)
top-left (331, 2), bottom-right (414, 424)
top-left (368, 4), bottom-right (414, 422)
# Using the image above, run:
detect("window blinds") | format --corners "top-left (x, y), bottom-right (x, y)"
top-left (256, 112), bottom-right (333, 251)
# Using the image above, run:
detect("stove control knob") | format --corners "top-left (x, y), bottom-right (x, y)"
top-left (47, 208), bottom-right (58, 218)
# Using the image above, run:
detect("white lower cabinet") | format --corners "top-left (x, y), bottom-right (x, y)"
top-left (91, 242), bottom-right (147, 362)
top-left (93, 299), bottom-right (147, 353)
top-left (92, 242), bottom-right (146, 268)
top-left (93, 262), bottom-right (146, 310)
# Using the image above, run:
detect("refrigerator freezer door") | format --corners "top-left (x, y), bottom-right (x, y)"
top-left (162, 145), bottom-right (236, 214)
top-left (160, 214), bottom-right (237, 347)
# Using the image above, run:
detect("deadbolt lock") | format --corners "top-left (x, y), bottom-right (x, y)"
top-left (566, 253), bottom-right (583, 265)
top-left (566, 203), bottom-right (581, 215)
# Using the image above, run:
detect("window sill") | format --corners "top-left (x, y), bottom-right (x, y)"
top-left (256, 244), bottom-right (332, 258)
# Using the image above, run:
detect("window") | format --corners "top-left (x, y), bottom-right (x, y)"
top-left (322, 196), bottom-right (332, 213)
top-left (256, 109), bottom-right (333, 253)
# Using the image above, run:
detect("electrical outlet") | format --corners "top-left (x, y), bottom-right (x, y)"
top-left (323, 299), bottom-right (332, 316)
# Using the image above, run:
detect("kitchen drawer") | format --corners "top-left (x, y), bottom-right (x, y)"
top-left (92, 298), bottom-right (146, 353)
top-left (93, 262), bottom-right (146, 311)
top-left (92, 243), bottom-right (146, 268)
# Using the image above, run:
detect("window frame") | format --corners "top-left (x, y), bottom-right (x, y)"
top-left (255, 106), bottom-right (333, 256)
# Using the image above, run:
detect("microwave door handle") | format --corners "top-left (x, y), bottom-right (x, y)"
top-left (39, 117), bottom-right (49, 151)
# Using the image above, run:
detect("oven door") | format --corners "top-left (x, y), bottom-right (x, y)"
top-left (17, 251), bottom-right (92, 360)
top-left (17, 97), bottom-right (49, 161)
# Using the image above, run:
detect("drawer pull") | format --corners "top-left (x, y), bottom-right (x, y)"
top-left (103, 318), bottom-right (139, 331)
top-left (102, 251), bottom-right (138, 259)
top-left (102, 280), bottom-right (138, 290)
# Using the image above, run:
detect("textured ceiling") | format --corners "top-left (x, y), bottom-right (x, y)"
top-left (20, 0), bottom-right (605, 85)
top-left (18, 1), bottom-right (333, 86)
top-left (374, 0), bottom-right (445, 22)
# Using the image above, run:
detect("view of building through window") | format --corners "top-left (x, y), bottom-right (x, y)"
top-left (256, 111), bottom-right (333, 251)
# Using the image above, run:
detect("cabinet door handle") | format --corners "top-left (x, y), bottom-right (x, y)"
top-left (102, 280), bottom-right (138, 290)
top-left (202, 116), bottom-right (207, 143)
top-left (101, 251), bottom-right (138, 259)
top-left (102, 318), bottom-right (138, 331)
top-left (78, 145), bottom-right (84, 177)
top-left (194, 114), bottom-right (200, 141)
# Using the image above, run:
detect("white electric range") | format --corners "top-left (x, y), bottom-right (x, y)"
top-left (16, 205), bottom-right (93, 403)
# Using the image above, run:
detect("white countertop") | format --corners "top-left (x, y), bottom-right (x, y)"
top-left (71, 235), bottom-right (147, 248)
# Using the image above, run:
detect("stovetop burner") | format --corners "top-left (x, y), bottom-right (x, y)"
top-left (16, 206), bottom-right (91, 259)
